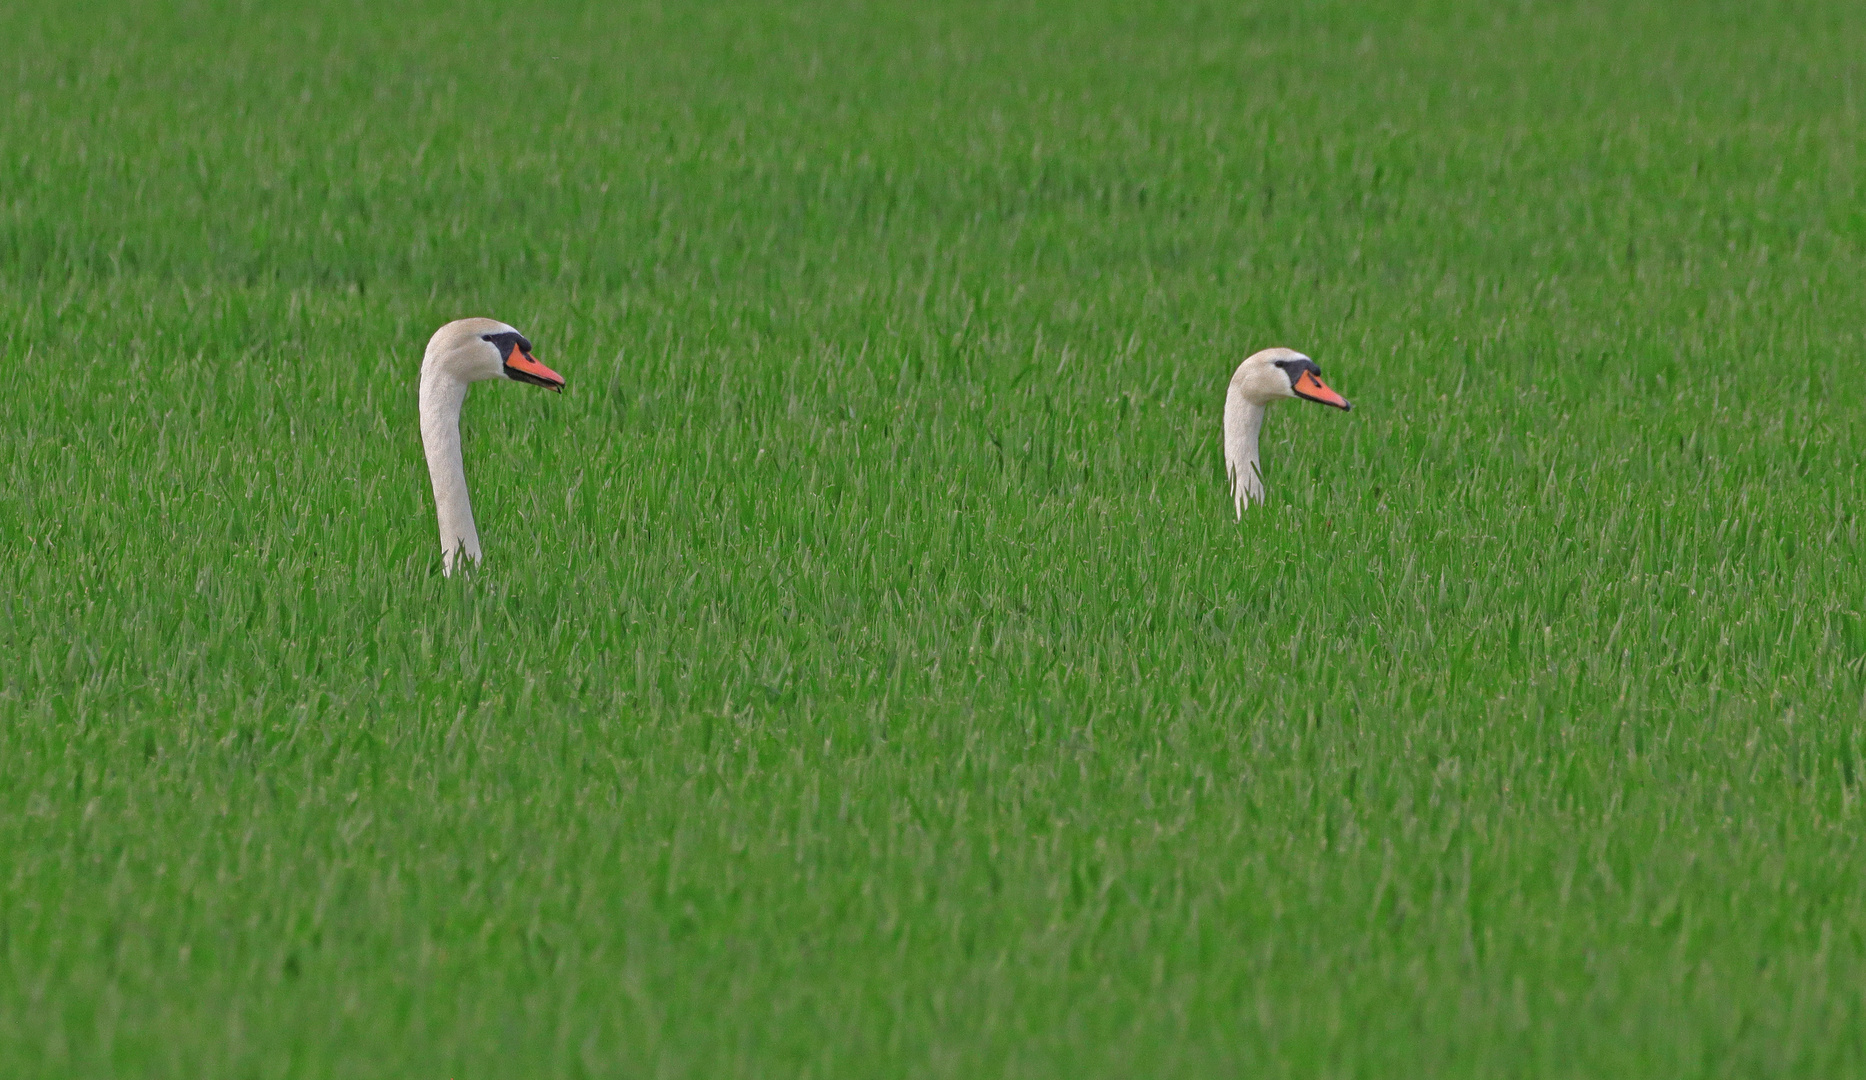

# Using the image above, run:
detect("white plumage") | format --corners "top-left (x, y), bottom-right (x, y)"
top-left (1223, 347), bottom-right (1351, 518)
top-left (419, 317), bottom-right (565, 575)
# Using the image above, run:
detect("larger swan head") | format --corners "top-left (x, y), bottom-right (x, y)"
top-left (1228, 347), bottom-right (1350, 410)
top-left (423, 317), bottom-right (565, 391)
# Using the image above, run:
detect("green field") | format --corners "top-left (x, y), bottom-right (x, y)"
top-left (4, 0), bottom-right (1865, 1075)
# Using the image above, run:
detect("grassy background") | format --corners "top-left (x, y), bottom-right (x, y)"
top-left (4, 0), bottom-right (1866, 1075)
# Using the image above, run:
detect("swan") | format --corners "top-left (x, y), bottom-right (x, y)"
top-left (1223, 347), bottom-right (1351, 518)
top-left (419, 317), bottom-right (565, 575)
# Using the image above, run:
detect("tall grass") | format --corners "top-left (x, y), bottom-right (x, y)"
top-left (3, 0), bottom-right (1865, 1075)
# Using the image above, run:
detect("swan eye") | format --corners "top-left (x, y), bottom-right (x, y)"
top-left (1271, 358), bottom-right (1318, 386)
top-left (482, 331), bottom-right (531, 361)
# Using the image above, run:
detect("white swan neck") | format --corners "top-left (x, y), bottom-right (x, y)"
top-left (419, 367), bottom-right (480, 575)
top-left (1223, 386), bottom-right (1267, 519)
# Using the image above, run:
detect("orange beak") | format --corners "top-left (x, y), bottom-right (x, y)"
top-left (1292, 370), bottom-right (1351, 410)
top-left (504, 344), bottom-right (565, 392)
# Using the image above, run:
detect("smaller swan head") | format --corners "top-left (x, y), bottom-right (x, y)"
top-left (424, 317), bottom-right (566, 391)
top-left (1229, 347), bottom-right (1350, 410)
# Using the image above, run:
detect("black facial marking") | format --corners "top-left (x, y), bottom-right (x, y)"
top-left (481, 331), bottom-right (532, 360)
top-left (1271, 356), bottom-right (1322, 387)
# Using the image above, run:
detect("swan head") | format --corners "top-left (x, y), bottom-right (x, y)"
top-left (1229, 347), bottom-right (1350, 410)
top-left (423, 317), bottom-right (565, 391)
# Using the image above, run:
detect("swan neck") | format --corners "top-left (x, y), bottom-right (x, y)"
top-left (1223, 386), bottom-right (1267, 518)
top-left (419, 366), bottom-right (480, 575)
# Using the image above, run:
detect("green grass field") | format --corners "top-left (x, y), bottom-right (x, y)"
top-left (4, 0), bottom-right (1865, 1075)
